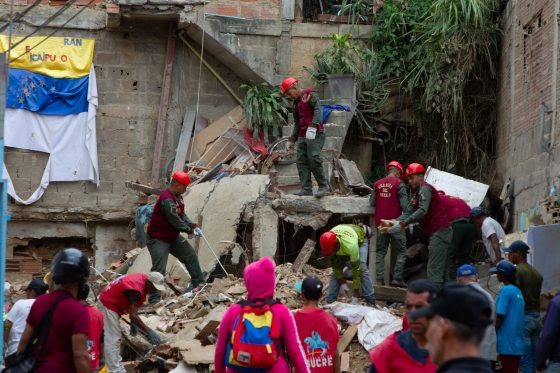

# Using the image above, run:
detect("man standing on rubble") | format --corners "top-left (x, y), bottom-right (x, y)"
top-left (98, 272), bottom-right (166, 373)
top-left (369, 279), bottom-right (439, 372)
top-left (381, 163), bottom-right (452, 285)
top-left (147, 171), bottom-right (204, 300)
top-left (506, 240), bottom-right (543, 373)
top-left (470, 207), bottom-right (505, 265)
top-left (282, 77), bottom-right (328, 198)
top-left (370, 160), bottom-right (408, 286)
top-left (320, 224), bottom-right (376, 305)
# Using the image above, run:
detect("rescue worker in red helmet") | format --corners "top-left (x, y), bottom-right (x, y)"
top-left (146, 171), bottom-right (204, 302)
top-left (380, 163), bottom-right (452, 285)
top-left (281, 77), bottom-right (328, 198)
top-left (370, 161), bottom-right (409, 287)
top-left (320, 224), bottom-right (375, 305)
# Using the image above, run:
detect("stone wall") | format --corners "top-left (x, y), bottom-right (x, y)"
top-left (496, 0), bottom-right (560, 231)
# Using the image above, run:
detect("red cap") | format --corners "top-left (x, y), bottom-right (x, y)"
top-left (320, 231), bottom-right (338, 256)
top-left (281, 77), bottom-right (298, 94)
top-left (172, 171), bottom-right (191, 187)
top-left (406, 163), bottom-right (426, 176)
top-left (386, 161), bottom-right (403, 173)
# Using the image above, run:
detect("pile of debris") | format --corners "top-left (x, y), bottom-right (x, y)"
top-left (98, 263), bottom-right (402, 373)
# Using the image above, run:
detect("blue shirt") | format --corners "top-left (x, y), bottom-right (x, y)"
top-left (496, 284), bottom-right (525, 355)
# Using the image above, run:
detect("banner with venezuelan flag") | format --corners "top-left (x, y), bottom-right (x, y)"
top-left (0, 36), bottom-right (98, 204)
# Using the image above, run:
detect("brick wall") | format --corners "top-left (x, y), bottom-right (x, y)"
top-left (496, 0), bottom-right (560, 230)
top-left (5, 20), bottom-right (242, 217)
top-left (205, 0), bottom-right (281, 20)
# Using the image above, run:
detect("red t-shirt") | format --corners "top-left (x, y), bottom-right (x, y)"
top-left (85, 306), bottom-right (104, 370)
top-left (27, 289), bottom-right (90, 373)
top-left (99, 273), bottom-right (148, 316)
top-left (294, 307), bottom-right (339, 373)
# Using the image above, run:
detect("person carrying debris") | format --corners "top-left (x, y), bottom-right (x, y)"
top-left (282, 77), bottom-right (328, 198)
top-left (214, 257), bottom-right (310, 373)
top-left (16, 248), bottom-right (91, 373)
top-left (409, 283), bottom-right (494, 372)
top-left (369, 279), bottom-right (439, 373)
top-left (470, 206), bottom-right (505, 265)
top-left (455, 265), bottom-right (497, 366)
top-left (505, 241), bottom-right (543, 373)
top-left (381, 163), bottom-right (452, 285)
top-left (98, 272), bottom-right (167, 373)
top-left (370, 160), bottom-right (409, 286)
top-left (147, 171), bottom-right (204, 299)
top-left (77, 284), bottom-right (104, 373)
top-left (319, 224), bottom-right (376, 305)
top-left (294, 277), bottom-right (340, 373)
top-left (3, 279), bottom-right (48, 365)
top-left (491, 260), bottom-right (526, 373)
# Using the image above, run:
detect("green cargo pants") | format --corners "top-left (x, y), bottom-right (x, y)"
top-left (375, 230), bottom-right (407, 283)
top-left (147, 235), bottom-right (204, 301)
top-left (296, 133), bottom-right (327, 191)
top-left (447, 219), bottom-right (475, 281)
top-left (427, 227), bottom-right (453, 285)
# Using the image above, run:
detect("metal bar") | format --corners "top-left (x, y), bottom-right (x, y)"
top-left (177, 32), bottom-right (243, 105)
top-left (150, 23), bottom-right (177, 187)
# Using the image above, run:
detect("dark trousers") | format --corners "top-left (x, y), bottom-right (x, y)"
top-left (447, 219), bottom-right (475, 280)
top-left (147, 235), bottom-right (204, 300)
top-left (296, 133), bottom-right (327, 191)
top-left (500, 354), bottom-right (521, 373)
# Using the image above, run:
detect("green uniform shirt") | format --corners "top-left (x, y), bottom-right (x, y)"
top-left (330, 224), bottom-right (364, 290)
top-left (398, 185), bottom-right (432, 224)
top-left (290, 91), bottom-right (322, 140)
top-left (161, 198), bottom-right (194, 234)
top-left (369, 182), bottom-right (409, 211)
top-left (515, 262), bottom-right (543, 313)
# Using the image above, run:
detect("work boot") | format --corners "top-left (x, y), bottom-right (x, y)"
top-left (390, 279), bottom-right (406, 288)
top-left (314, 186), bottom-right (328, 199)
top-left (294, 189), bottom-right (313, 196)
top-left (376, 279), bottom-right (385, 286)
top-left (365, 298), bottom-right (376, 307)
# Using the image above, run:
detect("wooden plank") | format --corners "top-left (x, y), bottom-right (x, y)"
top-left (150, 23), bottom-right (177, 187)
top-left (195, 320), bottom-right (221, 342)
top-left (340, 351), bottom-right (350, 372)
top-left (292, 239), bottom-right (316, 273)
top-left (337, 325), bottom-right (358, 354)
top-left (125, 181), bottom-right (163, 196)
top-left (373, 285), bottom-right (406, 303)
top-left (172, 110), bottom-right (197, 173)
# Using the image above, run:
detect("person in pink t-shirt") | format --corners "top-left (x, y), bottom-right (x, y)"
top-left (294, 277), bottom-right (340, 373)
top-left (214, 257), bottom-right (310, 373)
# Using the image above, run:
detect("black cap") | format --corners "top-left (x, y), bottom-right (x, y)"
top-left (300, 277), bottom-right (323, 300)
top-left (25, 279), bottom-right (48, 295)
top-left (409, 283), bottom-right (492, 327)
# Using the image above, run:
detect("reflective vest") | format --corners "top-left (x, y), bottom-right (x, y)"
top-left (99, 273), bottom-right (148, 316)
top-left (373, 176), bottom-right (403, 227)
top-left (294, 88), bottom-right (324, 137)
top-left (147, 189), bottom-right (184, 243)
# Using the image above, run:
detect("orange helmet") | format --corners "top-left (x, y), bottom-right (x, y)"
top-left (172, 171), bottom-right (191, 187)
top-left (386, 160), bottom-right (403, 173)
top-left (320, 231), bottom-right (338, 256)
top-left (281, 77), bottom-right (298, 94)
top-left (406, 163), bottom-right (426, 176)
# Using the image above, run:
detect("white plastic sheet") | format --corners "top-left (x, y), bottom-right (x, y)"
top-left (425, 167), bottom-right (489, 207)
top-left (328, 302), bottom-right (373, 325)
top-left (357, 308), bottom-right (402, 351)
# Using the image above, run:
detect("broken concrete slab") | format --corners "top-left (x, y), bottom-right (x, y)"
top-left (178, 340), bottom-right (215, 365)
top-left (338, 159), bottom-right (365, 186)
top-left (252, 201), bottom-right (279, 259)
top-left (272, 195), bottom-right (374, 215)
top-left (126, 247), bottom-right (191, 289)
top-left (192, 175), bottom-right (269, 274)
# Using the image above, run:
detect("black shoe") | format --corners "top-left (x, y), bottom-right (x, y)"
top-left (366, 298), bottom-right (376, 306)
top-left (390, 279), bottom-right (406, 288)
top-left (314, 187), bottom-right (328, 198)
top-left (294, 189), bottom-right (313, 196)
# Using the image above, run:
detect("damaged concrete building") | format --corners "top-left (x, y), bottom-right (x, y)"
top-left (1, 0), bottom-right (375, 280)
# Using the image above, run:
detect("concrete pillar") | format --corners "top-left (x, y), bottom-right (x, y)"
top-left (94, 224), bottom-right (134, 271)
top-left (252, 203), bottom-right (279, 260)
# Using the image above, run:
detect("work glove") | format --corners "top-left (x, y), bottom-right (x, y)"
top-left (193, 227), bottom-right (203, 237)
top-left (130, 322), bottom-right (138, 337)
top-left (146, 328), bottom-right (163, 346)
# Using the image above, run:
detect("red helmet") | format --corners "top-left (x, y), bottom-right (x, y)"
top-left (406, 163), bottom-right (426, 176)
top-left (386, 161), bottom-right (403, 173)
top-left (281, 77), bottom-right (298, 94)
top-left (320, 231), bottom-right (338, 256)
top-left (172, 171), bottom-right (191, 187)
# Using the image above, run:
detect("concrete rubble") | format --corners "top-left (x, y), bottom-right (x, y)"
top-left (93, 262), bottom-right (401, 373)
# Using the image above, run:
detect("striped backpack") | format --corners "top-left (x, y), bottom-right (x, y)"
top-left (225, 299), bottom-right (281, 373)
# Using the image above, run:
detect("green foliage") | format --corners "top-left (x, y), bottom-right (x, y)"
top-left (338, 0), bottom-right (374, 23)
top-left (305, 33), bottom-right (361, 84)
top-left (240, 82), bottom-right (290, 143)
top-left (306, 0), bottom-right (501, 180)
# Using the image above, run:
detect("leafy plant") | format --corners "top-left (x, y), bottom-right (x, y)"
top-left (305, 33), bottom-right (361, 84)
top-left (240, 82), bottom-right (290, 143)
top-left (338, 0), bottom-right (374, 23)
